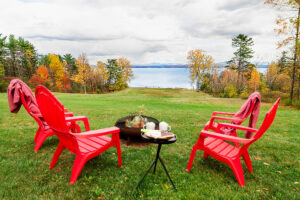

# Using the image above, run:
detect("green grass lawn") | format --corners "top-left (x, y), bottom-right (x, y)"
top-left (0, 88), bottom-right (299, 199)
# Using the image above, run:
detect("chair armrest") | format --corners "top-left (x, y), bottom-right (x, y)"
top-left (211, 116), bottom-right (243, 122)
top-left (217, 123), bottom-right (258, 133)
top-left (65, 116), bottom-right (90, 131)
top-left (64, 112), bottom-right (74, 117)
top-left (212, 111), bottom-right (235, 116)
top-left (72, 127), bottom-right (120, 138)
top-left (200, 130), bottom-right (250, 143)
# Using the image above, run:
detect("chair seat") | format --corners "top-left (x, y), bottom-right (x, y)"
top-left (77, 135), bottom-right (112, 153)
top-left (204, 137), bottom-right (239, 159)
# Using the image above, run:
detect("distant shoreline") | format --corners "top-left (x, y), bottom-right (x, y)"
top-left (132, 65), bottom-right (269, 68)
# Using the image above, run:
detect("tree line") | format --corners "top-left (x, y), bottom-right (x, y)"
top-left (187, 0), bottom-right (300, 106)
top-left (187, 35), bottom-right (297, 105)
top-left (0, 34), bottom-right (133, 93)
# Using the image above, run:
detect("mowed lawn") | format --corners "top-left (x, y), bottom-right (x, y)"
top-left (0, 88), bottom-right (299, 199)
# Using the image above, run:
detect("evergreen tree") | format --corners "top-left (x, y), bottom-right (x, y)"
top-left (227, 34), bottom-right (254, 91)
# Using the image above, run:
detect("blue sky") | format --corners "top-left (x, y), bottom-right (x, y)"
top-left (0, 0), bottom-right (284, 65)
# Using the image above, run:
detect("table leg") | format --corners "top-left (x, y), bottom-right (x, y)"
top-left (136, 159), bottom-right (156, 189)
top-left (159, 156), bottom-right (177, 191)
top-left (153, 144), bottom-right (162, 174)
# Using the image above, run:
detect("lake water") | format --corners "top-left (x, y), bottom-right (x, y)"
top-left (129, 67), bottom-right (267, 89)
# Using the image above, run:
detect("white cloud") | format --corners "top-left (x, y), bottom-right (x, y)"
top-left (0, 0), bottom-right (283, 65)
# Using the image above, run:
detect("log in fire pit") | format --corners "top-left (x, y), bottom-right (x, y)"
top-left (115, 115), bottom-right (159, 139)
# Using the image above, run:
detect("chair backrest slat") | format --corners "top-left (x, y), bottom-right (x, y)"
top-left (240, 98), bottom-right (280, 154)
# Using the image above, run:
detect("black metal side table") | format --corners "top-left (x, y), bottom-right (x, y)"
top-left (136, 133), bottom-right (177, 191)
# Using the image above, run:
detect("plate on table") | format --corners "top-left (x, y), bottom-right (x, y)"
top-left (143, 129), bottom-right (175, 140)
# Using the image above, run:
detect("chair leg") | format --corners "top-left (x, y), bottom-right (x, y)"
top-left (230, 131), bottom-right (239, 148)
top-left (34, 127), bottom-right (41, 143)
top-left (75, 124), bottom-right (81, 133)
top-left (203, 152), bottom-right (209, 159)
top-left (34, 132), bottom-right (49, 152)
top-left (186, 145), bottom-right (198, 172)
top-left (242, 151), bottom-right (253, 173)
top-left (49, 142), bottom-right (65, 169)
top-left (229, 159), bottom-right (245, 187)
top-left (115, 136), bottom-right (122, 167)
top-left (69, 155), bottom-right (87, 184)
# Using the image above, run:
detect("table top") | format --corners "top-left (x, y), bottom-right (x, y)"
top-left (141, 132), bottom-right (177, 144)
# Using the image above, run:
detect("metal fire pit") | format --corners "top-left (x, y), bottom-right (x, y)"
top-left (115, 115), bottom-right (159, 138)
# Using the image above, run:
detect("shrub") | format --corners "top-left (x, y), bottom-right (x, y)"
top-left (222, 84), bottom-right (238, 98)
top-left (261, 90), bottom-right (288, 103)
top-left (0, 78), bottom-right (8, 92)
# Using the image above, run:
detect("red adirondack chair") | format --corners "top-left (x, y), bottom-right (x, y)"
top-left (205, 92), bottom-right (261, 139)
top-left (7, 79), bottom-right (88, 151)
top-left (186, 98), bottom-right (280, 187)
top-left (20, 91), bottom-right (90, 152)
top-left (35, 85), bottom-right (122, 184)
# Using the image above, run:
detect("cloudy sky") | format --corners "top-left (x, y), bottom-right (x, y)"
top-left (0, 0), bottom-right (283, 65)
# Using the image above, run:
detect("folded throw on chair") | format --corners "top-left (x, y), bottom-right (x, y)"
top-left (222, 92), bottom-right (261, 138)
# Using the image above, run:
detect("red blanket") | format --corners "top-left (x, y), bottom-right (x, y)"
top-left (7, 79), bottom-right (49, 129)
top-left (223, 92), bottom-right (261, 138)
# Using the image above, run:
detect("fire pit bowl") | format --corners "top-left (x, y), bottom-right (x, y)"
top-left (115, 115), bottom-right (159, 138)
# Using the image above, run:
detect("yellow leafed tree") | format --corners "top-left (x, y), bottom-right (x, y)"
top-left (117, 58), bottom-right (134, 85)
top-left (72, 54), bottom-right (90, 94)
top-left (187, 49), bottom-right (214, 91)
top-left (249, 68), bottom-right (260, 91)
top-left (266, 62), bottom-right (279, 89)
top-left (48, 54), bottom-right (66, 90)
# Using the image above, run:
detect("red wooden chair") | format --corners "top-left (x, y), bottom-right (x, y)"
top-left (35, 85), bottom-right (122, 184)
top-left (186, 98), bottom-right (280, 187)
top-left (20, 90), bottom-right (89, 151)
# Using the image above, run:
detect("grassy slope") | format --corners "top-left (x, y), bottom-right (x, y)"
top-left (0, 88), bottom-right (299, 200)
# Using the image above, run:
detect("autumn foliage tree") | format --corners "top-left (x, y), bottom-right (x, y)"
top-left (48, 54), bottom-right (67, 90)
top-left (72, 54), bottom-right (90, 94)
top-left (265, 0), bottom-right (300, 101)
top-left (29, 65), bottom-right (50, 87)
top-left (249, 68), bottom-right (260, 91)
top-left (187, 49), bottom-right (215, 92)
top-left (117, 57), bottom-right (134, 86)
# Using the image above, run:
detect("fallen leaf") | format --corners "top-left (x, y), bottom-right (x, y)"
top-left (294, 182), bottom-right (299, 184)
top-left (255, 157), bottom-right (261, 160)
top-left (276, 171), bottom-right (282, 174)
top-left (164, 184), bottom-right (169, 189)
top-left (97, 196), bottom-right (104, 200)
top-left (19, 132), bottom-right (24, 135)
top-left (263, 188), bottom-right (268, 191)
top-left (263, 162), bottom-right (270, 166)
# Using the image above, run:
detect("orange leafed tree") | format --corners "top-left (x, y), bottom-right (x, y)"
top-left (36, 65), bottom-right (50, 81)
top-left (29, 65), bottom-right (50, 87)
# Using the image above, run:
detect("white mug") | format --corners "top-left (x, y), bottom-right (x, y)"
top-left (159, 122), bottom-right (171, 131)
top-left (144, 122), bottom-right (155, 130)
